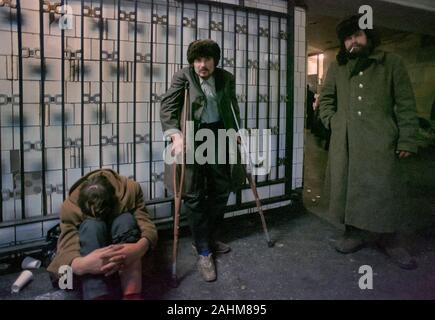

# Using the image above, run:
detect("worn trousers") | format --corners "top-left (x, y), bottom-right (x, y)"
top-left (182, 121), bottom-right (231, 253)
top-left (78, 212), bottom-right (140, 300)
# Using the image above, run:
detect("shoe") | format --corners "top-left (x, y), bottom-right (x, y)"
top-left (335, 235), bottom-right (366, 254)
top-left (192, 241), bottom-right (231, 255)
top-left (197, 254), bottom-right (216, 282)
top-left (380, 245), bottom-right (418, 270)
top-left (212, 241), bottom-right (231, 254)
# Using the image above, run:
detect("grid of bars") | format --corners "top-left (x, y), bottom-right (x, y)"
top-left (0, 0), bottom-right (293, 250)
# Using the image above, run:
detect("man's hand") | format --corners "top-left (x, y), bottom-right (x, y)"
top-left (397, 150), bottom-right (413, 159)
top-left (71, 245), bottom-right (125, 276)
top-left (107, 238), bottom-right (150, 273)
top-left (171, 133), bottom-right (183, 156)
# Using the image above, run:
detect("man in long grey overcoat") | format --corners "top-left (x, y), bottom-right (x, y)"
top-left (319, 15), bottom-right (419, 269)
top-left (160, 40), bottom-right (244, 281)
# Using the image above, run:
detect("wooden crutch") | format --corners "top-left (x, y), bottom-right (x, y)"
top-left (171, 82), bottom-right (189, 288)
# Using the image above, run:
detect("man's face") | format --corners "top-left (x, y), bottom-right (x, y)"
top-left (193, 56), bottom-right (215, 79)
top-left (344, 30), bottom-right (368, 55)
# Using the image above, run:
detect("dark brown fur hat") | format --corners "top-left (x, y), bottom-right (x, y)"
top-left (187, 39), bottom-right (221, 66)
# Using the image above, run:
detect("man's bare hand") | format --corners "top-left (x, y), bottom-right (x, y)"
top-left (100, 255), bottom-right (126, 277)
top-left (72, 245), bottom-right (125, 276)
top-left (397, 150), bottom-right (413, 159)
top-left (107, 238), bottom-right (150, 269)
top-left (171, 133), bottom-right (183, 156)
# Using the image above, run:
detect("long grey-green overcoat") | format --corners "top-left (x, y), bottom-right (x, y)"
top-left (319, 49), bottom-right (419, 233)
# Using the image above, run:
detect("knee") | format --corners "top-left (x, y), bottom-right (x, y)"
top-left (79, 218), bottom-right (107, 238)
top-left (111, 213), bottom-right (140, 243)
top-left (79, 219), bottom-right (108, 254)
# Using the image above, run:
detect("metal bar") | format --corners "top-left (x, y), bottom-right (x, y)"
top-left (221, 3), bottom-right (224, 68)
top-left (285, 0), bottom-right (295, 193)
top-left (276, 16), bottom-right (281, 180)
top-left (61, 0), bottom-right (66, 200)
top-left (80, 0), bottom-right (85, 176)
top-left (244, 10), bottom-right (248, 130)
top-left (133, 0), bottom-right (138, 180)
top-left (164, 0), bottom-right (169, 198)
top-left (116, 0), bottom-right (121, 172)
top-left (0, 91), bottom-right (1, 220)
top-left (195, 0), bottom-right (198, 40)
top-left (149, 0), bottom-right (154, 199)
top-left (233, 8), bottom-right (236, 77)
top-left (255, 14), bottom-right (260, 184)
top-left (180, 0), bottom-right (184, 67)
top-left (16, 0), bottom-right (25, 218)
top-left (39, 0), bottom-right (47, 216)
top-left (99, 0), bottom-right (104, 168)
top-left (266, 14), bottom-right (271, 182)
top-left (208, 4), bottom-right (211, 39)
top-left (234, 8), bottom-right (241, 208)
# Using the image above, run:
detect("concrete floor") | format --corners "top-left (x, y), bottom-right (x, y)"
top-left (0, 130), bottom-right (434, 300)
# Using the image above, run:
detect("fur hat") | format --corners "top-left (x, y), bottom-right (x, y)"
top-left (187, 39), bottom-right (221, 66)
top-left (335, 14), bottom-right (380, 65)
top-left (336, 14), bottom-right (360, 42)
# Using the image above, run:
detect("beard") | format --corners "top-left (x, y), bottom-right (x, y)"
top-left (346, 41), bottom-right (373, 59)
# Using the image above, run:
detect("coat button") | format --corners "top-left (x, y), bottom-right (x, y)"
top-left (359, 71), bottom-right (363, 76)
top-left (359, 83), bottom-right (364, 88)
top-left (358, 111), bottom-right (362, 116)
top-left (358, 96), bottom-right (362, 101)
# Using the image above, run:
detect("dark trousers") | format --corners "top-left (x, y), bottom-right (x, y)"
top-left (78, 213), bottom-right (140, 300)
top-left (182, 121), bottom-right (231, 253)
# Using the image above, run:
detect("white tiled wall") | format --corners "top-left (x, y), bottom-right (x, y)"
top-left (208, 0), bottom-right (287, 14)
top-left (292, 7), bottom-right (306, 189)
top-left (244, 0), bottom-right (287, 13)
top-left (0, 0), bottom-right (305, 245)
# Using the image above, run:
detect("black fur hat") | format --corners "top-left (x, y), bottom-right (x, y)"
top-left (335, 14), bottom-right (380, 65)
top-left (187, 39), bottom-right (221, 66)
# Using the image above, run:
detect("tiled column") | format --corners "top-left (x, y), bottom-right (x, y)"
top-left (292, 6), bottom-right (306, 189)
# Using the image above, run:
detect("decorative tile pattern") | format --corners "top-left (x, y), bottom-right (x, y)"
top-left (0, 0), bottom-right (301, 247)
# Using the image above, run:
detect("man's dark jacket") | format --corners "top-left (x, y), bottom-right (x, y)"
top-left (160, 66), bottom-right (245, 196)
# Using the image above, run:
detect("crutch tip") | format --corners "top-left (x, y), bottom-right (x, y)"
top-left (267, 240), bottom-right (275, 248)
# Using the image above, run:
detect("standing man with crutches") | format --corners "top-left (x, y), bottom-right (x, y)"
top-left (160, 40), bottom-right (245, 282)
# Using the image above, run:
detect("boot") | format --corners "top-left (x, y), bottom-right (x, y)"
top-left (335, 225), bottom-right (368, 254)
top-left (377, 234), bottom-right (418, 270)
top-left (197, 253), bottom-right (217, 282)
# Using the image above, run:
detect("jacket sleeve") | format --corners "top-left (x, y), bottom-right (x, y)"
top-left (319, 62), bottom-right (338, 130)
top-left (46, 202), bottom-right (82, 274)
top-left (132, 182), bottom-right (158, 250)
top-left (392, 55), bottom-right (419, 153)
top-left (160, 69), bottom-right (187, 140)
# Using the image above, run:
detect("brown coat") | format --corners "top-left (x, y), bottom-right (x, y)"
top-left (46, 169), bottom-right (158, 275)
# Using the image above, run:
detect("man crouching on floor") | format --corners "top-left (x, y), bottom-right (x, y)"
top-left (47, 169), bottom-right (158, 300)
